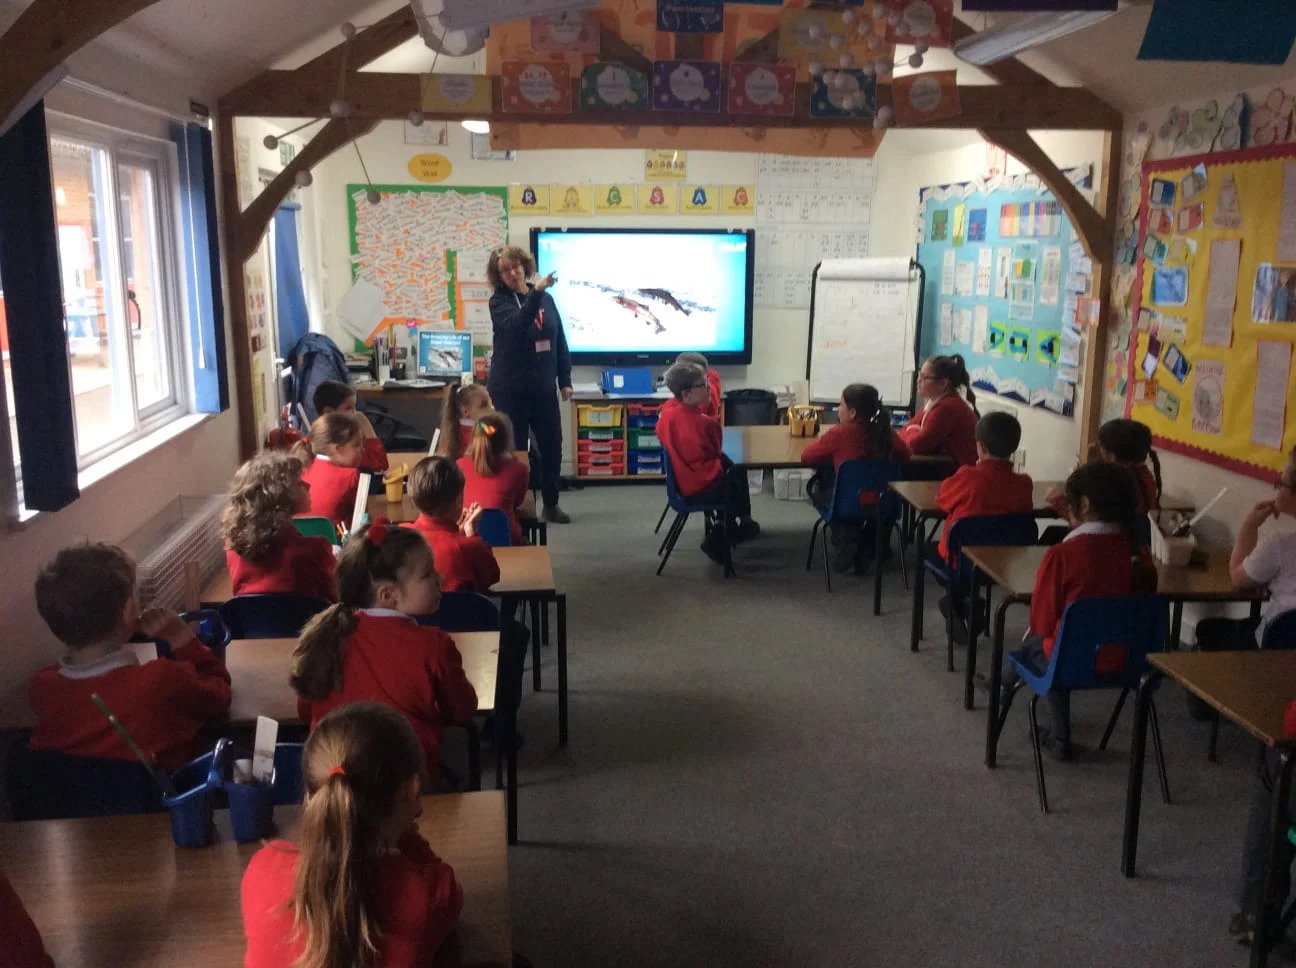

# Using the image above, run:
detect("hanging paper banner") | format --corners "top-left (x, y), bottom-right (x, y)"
top-left (530, 10), bottom-right (600, 52)
top-left (500, 61), bottom-right (572, 114)
top-left (680, 184), bottom-right (720, 215)
top-left (657, 0), bottom-right (724, 33)
top-left (727, 63), bottom-right (796, 116)
top-left (1139, 0), bottom-right (1296, 65)
top-left (883, 0), bottom-right (954, 47)
top-left (580, 63), bottom-right (649, 110)
top-left (550, 184), bottom-right (593, 215)
top-left (421, 74), bottom-right (492, 113)
top-left (810, 70), bottom-right (876, 118)
top-left (962, 1), bottom-right (1115, 9)
top-left (651, 60), bottom-right (722, 112)
top-left (636, 183), bottom-right (679, 214)
top-left (508, 183), bottom-right (551, 214)
top-left (593, 184), bottom-right (636, 214)
top-left (891, 70), bottom-right (961, 126)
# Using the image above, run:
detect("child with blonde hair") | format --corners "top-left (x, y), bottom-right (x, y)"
top-left (295, 412), bottom-right (366, 525)
top-left (221, 451), bottom-right (337, 600)
top-left (435, 383), bottom-right (494, 461)
top-left (241, 702), bottom-right (462, 968)
top-left (456, 411), bottom-right (532, 546)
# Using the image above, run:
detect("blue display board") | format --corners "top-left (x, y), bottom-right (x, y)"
top-left (916, 167), bottom-right (1093, 417)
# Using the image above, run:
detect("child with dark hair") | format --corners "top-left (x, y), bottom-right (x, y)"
top-left (1096, 418), bottom-right (1162, 515)
top-left (801, 383), bottom-right (910, 572)
top-left (295, 412), bottom-right (367, 526)
top-left (27, 543), bottom-right (231, 771)
top-left (900, 354), bottom-right (979, 466)
top-left (405, 456), bottom-right (499, 592)
top-left (241, 702), bottom-right (462, 968)
top-left (312, 379), bottom-right (388, 472)
top-left (675, 352), bottom-right (722, 419)
top-left (657, 361), bottom-right (760, 564)
top-left (1002, 462), bottom-right (1156, 761)
top-left (290, 521), bottom-right (477, 784)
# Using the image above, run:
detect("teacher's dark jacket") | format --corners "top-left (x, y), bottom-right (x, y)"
top-left (487, 285), bottom-right (572, 393)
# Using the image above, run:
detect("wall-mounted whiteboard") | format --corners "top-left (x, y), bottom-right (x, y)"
top-left (806, 258), bottom-right (920, 406)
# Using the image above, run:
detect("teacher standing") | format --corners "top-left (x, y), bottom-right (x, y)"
top-left (487, 245), bottom-right (573, 524)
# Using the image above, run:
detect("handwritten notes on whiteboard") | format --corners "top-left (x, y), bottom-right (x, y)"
top-left (755, 154), bottom-right (875, 308)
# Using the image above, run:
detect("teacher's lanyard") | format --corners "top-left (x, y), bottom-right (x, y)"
top-left (515, 290), bottom-right (544, 330)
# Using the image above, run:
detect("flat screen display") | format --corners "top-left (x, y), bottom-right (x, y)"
top-left (530, 227), bottom-right (755, 365)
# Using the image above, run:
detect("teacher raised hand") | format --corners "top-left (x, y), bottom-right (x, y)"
top-left (486, 245), bottom-right (573, 524)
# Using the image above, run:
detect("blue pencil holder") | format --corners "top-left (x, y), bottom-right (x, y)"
top-left (225, 774), bottom-right (276, 844)
top-left (215, 740), bottom-right (306, 843)
top-left (162, 752), bottom-right (218, 848)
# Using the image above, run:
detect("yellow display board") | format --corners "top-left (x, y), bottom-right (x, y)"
top-left (1128, 143), bottom-right (1296, 479)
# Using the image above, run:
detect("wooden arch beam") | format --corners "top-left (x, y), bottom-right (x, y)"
top-left (0, 0), bottom-right (165, 127)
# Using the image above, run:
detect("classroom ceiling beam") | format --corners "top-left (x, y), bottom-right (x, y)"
top-left (0, 0), bottom-right (165, 128)
top-left (220, 71), bottom-right (1120, 130)
top-left (1077, 126), bottom-right (1123, 458)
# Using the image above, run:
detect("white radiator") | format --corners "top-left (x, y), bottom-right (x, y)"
top-left (119, 495), bottom-right (226, 611)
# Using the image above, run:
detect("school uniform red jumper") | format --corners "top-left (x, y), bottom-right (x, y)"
top-left (1132, 463), bottom-right (1159, 515)
top-left (361, 436), bottom-right (389, 473)
top-left (702, 369), bottom-right (723, 420)
top-left (407, 515), bottom-right (501, 592)
top-left (899, 393), bottom-right (979, 466)
top-left (295, 611), bottom-right (477, 775)
top-left (242, 830), bottom-right (462, 968)
top-left (302, 455), bottom-right (362, 526)
top-left (656, 397), bottom-right (724, 497)
top-left (456, 456), bottom-right (529, 545)
top-left (1030, 522), bottom-right (1153, 660)
top-left (0, 871), bottom-right (53, 968)
top-left (800, 421), bottom-right (912, 470)
top-left (27, 640), bottom-right (231, 772)
top-left (936, 458), bottom-right (1034, 563)
top-left (457, 423), bottom-right (474, 455)
top-left (227, 527), bottom-right (338, 601)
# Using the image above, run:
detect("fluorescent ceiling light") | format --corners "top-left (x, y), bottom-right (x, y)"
top-left (461, 119), bottom-right (490, 134)
top-left (953, 10), bottom-right (1117, 65)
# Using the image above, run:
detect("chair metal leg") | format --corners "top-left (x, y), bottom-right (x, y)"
top-left (822, 524), bottom-right (832, 593)
top-left (991, 678), bottom-right (1022, 768)
top-left (656, 513), bottom-right (687, 576)
top-left (806, 519), bottom-right (822, 571)
top-left (895, 520), bottom-right (909, 590)
top-left (653, 503), bottom-right (669, 534)
top-left (1099, 689), bottom-right (1130, 751)
top-left (658, 510), bottom-right (684, 556)
top-left (1148, 697), bottom-right (1171, 805)
top-left (541, 600), bottom-right (550, 648)
top-left (529, 599), bottom-right (542, 692)
top-left (1208, 711), bottom-right (1221, 763)
top-left (910, 554), bottom-right (925, 652)
top-left (945, 586), bottom-right (956, 673)
top-left (1028, 694), bottom-right (1050, 814)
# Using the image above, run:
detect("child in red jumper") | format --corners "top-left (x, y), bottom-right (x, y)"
top-left (435, 383), bottom-right (494, 461)
top-left (296, 411), bottom-right (366, 526)
top-left (221, 451), bottom-right (337, 601)
top-left (406, 456), bottom-right (500, 592)
top-left (657, 362), bottom-right (760, 564)
top-left (242, 702), bottom-right (462, 968)
top-left (801, 382), bottom-right (910, 573)
top-left (314, 379), bottom-right (389, 472)
top-left (1002, 462), bottom-right (1156, 761)
top-left (456, 411), bottom-right (533, 546)
top-left (899, 354), bottom-right (979, 466)
top-left (0, 869), bottom-right (53, 968)
top-left (1044, 418), bottom-right (1163, 544)
top-left (27, 543), bottom-right (232, 772)
top-left (290, 522), bottom-right (477, 784)
top-left (676, 352), bottom-right (723, 420)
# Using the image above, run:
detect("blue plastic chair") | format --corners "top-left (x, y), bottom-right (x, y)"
top-left (997, 596), bottom-right (1170, 813)
top-left (657, 449), bottom-right (730, 576)
top-left (144, 608), bottom-right (232, 660)
top-left (476, 509), bottom-right (513, 548)
top-left (416, 591), bottom-right (501, 632)
top-left (921, 514), bottom-right (1038, 672)
top-left (4, 743), bottom-right (165, 820)
top-left (805, 459), bottom-right (903, 596)
top-left (292, 515), bottom-right (340, 545)
top-left (218, 594), bottom-right (331, 639)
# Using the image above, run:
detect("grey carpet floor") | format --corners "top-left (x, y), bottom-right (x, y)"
top-left (504, 484), bottom-right (1264, 968)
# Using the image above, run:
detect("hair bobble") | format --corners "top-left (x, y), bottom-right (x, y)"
top-left (328, 765), bottom-right (346, 779)
top-left (477, 420), bottom-right (497, 438)
top-left (367, 517), bottom-right (392, 547)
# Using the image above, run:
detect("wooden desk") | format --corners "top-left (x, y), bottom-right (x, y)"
top-left (0, 791), bottom-right (511, 968)
top-left (891, 479), bottom-right (1065, 517)
top-left (1123, 652), bottom-right (1296, 968)
top-left (355, 383), bottom-right (449, 442)
top-left (721, 426), bottom-right (811, 469)
top-left (355, 383), bottom-right (448, 401)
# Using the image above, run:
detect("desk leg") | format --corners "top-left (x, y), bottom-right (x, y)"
top-left (910, 542), bottom-right (925, 653)
top-left (873, 508), bottom-right (884, 616)
top-left (1170, 602), bottom-right (1183, 651)
top-left (1252, 751), bottom-right (1295, 968)
top-left (1121, 670), bottom-right (1158, 877)
top-left (985, 597), bottom-right (1024, 769)
top-left (466, 721), bottom-right (482, 791)
top-left (965, 569), bottom-right (981, 711)
top-left (530, 597), bottom-right (542, 692)
top-left (557, 593), bottom-right (568, 747)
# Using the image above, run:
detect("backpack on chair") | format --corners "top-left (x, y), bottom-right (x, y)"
top-left (286, 332), bottom-right (349, 425)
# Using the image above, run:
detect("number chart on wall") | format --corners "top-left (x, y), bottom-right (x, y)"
top-left (1126, 143), bottom-right (1296, 480)
top-left (916, 167), bottom-right (1094, 417)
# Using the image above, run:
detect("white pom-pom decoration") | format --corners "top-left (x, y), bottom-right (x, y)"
top-left (340, 21), bottom-right (356, 38)
top-left (874, 58), bottom-right (891, 75)
top-left (914, 38), bottom-right (930, 54)
top-left (408, 110), bottom-right (425, 126)
top-left (839, 52), bottom-right (855, 68)
top-left (366, 188), bottom-right (382, 205)
top-left (841, 9), bottom-right (856, 24)
top-left (294, 170), bottom-right (313, 188)
top-left (876, 105), bottom-right (895, 127)
top-left (867, 34), bottom-right (884, 51)
top-left (806, 22), bottom-right (823, 41)
top-left (262, 134), bottom-right (278, 150)
top-left (329, 99), bottom-right (352, 119)
top-left (871, 1), bottom-right (887, 20)
top-left (841, 94), bottom-right (858, 111)
top-left (808, 60), bottom-right (825, 76)
top-left (833, 72), bottom-right (850, 90)
top-left (828, 34), bottom-right (845, 49)
top-left (908, 52), bottom-right (924, 69)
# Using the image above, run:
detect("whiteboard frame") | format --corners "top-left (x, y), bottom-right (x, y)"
top-left (804, 259), bottom-right (925, 410)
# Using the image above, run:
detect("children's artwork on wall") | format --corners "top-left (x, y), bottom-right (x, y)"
top-left (1251, 264), bottom-right (1296, 322)
top-left (918, 166), bottom-right (1092, 416)
top-left (580, 63), bottom-right (649, 110)
top-left (891, 70), bottom-right (961, 126)
top-left (1249, 88), bottom-right (1296, 147)
top-left (657, 0), bottom-right (724, 33)
top-left (530, 10), bottom-right (600, 51)
top-left (501, 61), bottom-right (573, 113)
top-left (727, 63), bottom-right (796, 116)
top-left (651, 60), bottom-right (722, 112)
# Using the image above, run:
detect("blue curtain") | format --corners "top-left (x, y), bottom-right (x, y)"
top-left (0, 103), bottom-right (79, 511)
top-left (172, 122), bottom-right (228, 413)
top-left (273, 205), bottom-right (309, 355)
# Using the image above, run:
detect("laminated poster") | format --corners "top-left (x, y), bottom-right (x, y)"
top-left (1253, 341), bottom-right (1292, 450)
top-left (1202, 238), bottom-right (1240, 346)
top-left (1252, 264), bottom-right (1296, 323)
top-left (1191, 360), bottom-right (1224, 435)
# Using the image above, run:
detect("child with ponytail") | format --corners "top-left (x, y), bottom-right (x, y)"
top-left (221, 451), bottom-right (337, 601)
top-left (899, 354), bottom-right (979, 466)
top-left (1004, 461), bottom-right (1156, 761)
top-left (241, 702), bottom-right (463, 968)
top-left (1096, 418), bottom-right (1162, 515)
top-left (435, 383), bottom-right (494, 461)
top-left (801, 383), bottom-right (910, 572)
top-left (295, 412), bottom-right (366, 526)
top-left (290, 521), bottom-right (477, 782)
top-left (456, 411), bottom-right (532, 546)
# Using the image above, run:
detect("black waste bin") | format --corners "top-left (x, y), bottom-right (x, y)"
top-left (724, 388), bottom-right (779, 426)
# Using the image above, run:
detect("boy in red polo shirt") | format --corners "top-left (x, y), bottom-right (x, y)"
top-left (314, 379), bottom-right (389, 473)
top-left (656, 362), bottom-right (760, 564)
top-left (27, 544), bottom-right (232, 772)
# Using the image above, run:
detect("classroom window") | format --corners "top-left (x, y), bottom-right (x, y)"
top-left (47, 121), bottom-right (186, 468)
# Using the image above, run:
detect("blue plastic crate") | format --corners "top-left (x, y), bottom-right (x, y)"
top-left (600, 367), bottom-right (654, 394)
top-left (629, 452), bottom-right (664, 474)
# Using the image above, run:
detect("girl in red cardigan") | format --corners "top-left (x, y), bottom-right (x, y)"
top-left (241, 702), bottom-right (462, 968)
top-left (899, 354), bottom-right (979, 466)
top-left (1003, 462), bottom-right (1156, 762)
top-left (221, 451), bottom-right (337, 601)
top-left (296, 412), bottom-right (366, 526)
top-left (290, 522), bottom-right (477, 784)
top-left (456, 411), bottom-right (533, 546)
top-left (802, 383), bottom-right (910, 573)
top-left (435, 383), bottom-right (494, 461)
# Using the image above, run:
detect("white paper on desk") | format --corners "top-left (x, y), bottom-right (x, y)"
top-left (975, 248), bottom-right (992, 296)
top-left (994, 247), bottom-right (1011, 299)
top-left (1203, 238), bottom-right (1241, 347)
top-left (336, 279), bottom-right (388, 342)
top-left (972, 304), bottom-right (989, 354)
top-left (1280, 163), bottom-right (1296, 263)
top-left (954, 260), bottom-right (975, 297)
top-left (252, 716), bottom-right (279, 785)
top-left (941, 249), bottom-right (956, 296)
top-left (1253, 341), bottom-right (1292, 450)
top-left (938, 302), bottom-right (953, 346)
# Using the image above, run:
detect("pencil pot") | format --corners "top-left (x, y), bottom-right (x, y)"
top-left (163, 752), bottom-right (218, 848)
top-left (213, 739), bottom-right (282, 843)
